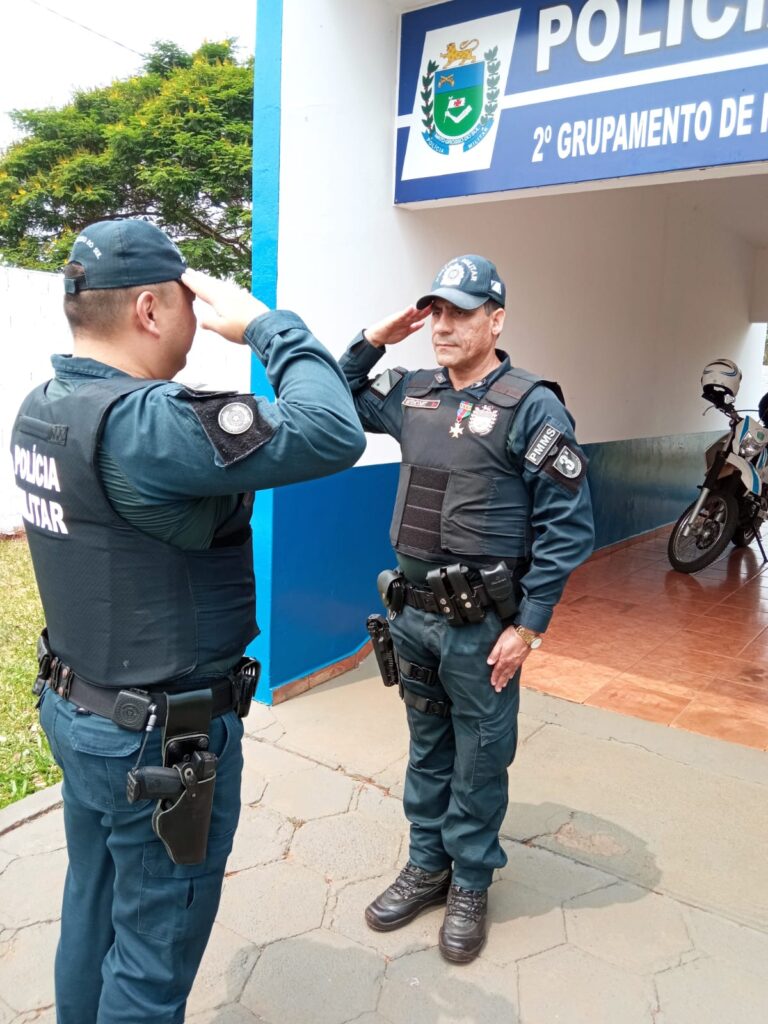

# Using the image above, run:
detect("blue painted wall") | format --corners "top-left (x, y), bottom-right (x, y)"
top-left (269, 464), bottom-right (399, 686)
top-left (583, 431), bottom-right (720, 548)
top-left (249, 0), bottom-right (283, 702)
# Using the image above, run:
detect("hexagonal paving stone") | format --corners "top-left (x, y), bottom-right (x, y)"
top-left (186, 923), bottom-right (260, 1014)
top-left (655, 956), bottom-right (768, 1024)
top-left (380, 947), bottom-right (519, 1024)
top-left (240, 766), bottom-right (268, 808)
top-left (217, 860), bottom-right (327, 946)
top-left (565, 882), bottom-right (692, 971)
top-left (261, 763), bottom-right (356, 822)
top-left (372, 754), bottom-right (408, 800)
top-left (0, 809), bottom-right (66, 857)
top-left (0, 920), bottom-right (58, 1013)
top-left (685, 906), bottom-right (768, 980)
top-left (242, 930), bottom-right (384, 1024)
top-left (0, 848), bottom-right (66, 930)
top-left (290, 812), bottom-right (402, 884)
top-left (14, 1010), bottom-right (56, 1024)
top-left (330, 875), bottom-right (441, 959)
top-left (226, 805), bottom-right (293, 874)
top-left (483, 879), bottom-right (566, 967)
top-left (355, 785), bottom-right (409, 833)
top-left (187, 1005), bottom-right (265, 1024)
top-left (242, 702), bottom-right (280, 737)
top-left (348, 1017), bottom-right (395, 1024)
top-left (241, 737), bottom-right (314, 780)
top-left (519, 946), bottom-right (655, 1024)
top-left (498, 838), bottom-right (616, 902)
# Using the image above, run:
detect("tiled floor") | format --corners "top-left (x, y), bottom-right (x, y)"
top-left (526, 528), bottom-right (768, 750)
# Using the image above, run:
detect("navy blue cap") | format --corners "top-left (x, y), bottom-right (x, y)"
top-left (416, 254), bottom-right (506, 310)
top-left (64, 219), bottom-right (186, 293)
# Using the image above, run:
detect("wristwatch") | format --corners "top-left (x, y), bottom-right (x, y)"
top-left (515, 625), bottom-right (543, 650)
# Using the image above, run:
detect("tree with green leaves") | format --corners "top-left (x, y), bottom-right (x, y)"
top-left (0, 40), bottom-right (253, 286)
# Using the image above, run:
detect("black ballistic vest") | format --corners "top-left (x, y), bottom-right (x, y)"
top-left (391, 368), bottom-right (560, 566)
top-left (11, 377), bottom-right (257, 687)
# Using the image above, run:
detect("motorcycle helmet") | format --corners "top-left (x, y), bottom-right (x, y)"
top-left (701, 358), bottom-right (741, 405)
top-left (759, 391), bottom-right (768, 428)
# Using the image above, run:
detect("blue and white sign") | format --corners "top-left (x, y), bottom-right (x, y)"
top-left (396, 0), bottom-right (768, 203)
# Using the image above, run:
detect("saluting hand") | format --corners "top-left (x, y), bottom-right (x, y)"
top-left (364, 304), bottom-right (432, 348)
top-left (181, 269), bottom-right (270, 344)
top-left (487, 626), bottom-right (531, 692)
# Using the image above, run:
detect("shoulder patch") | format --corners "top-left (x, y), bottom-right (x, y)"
top-left (175, 392), bottom-right (276, 466)
top-left (369, 368), bottom-right (405, 400)
top-left (525, 423), bottom-right (562, 466)
top-left (543, 444), bottom-right (588, 493)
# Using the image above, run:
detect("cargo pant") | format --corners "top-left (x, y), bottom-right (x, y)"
top-left (389, 603), bottom-right (520, 892)
top-left (38, 687), bottom-right (243, 1024)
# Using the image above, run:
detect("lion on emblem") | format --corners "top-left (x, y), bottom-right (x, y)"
top-left (441, 40), bottom-right (479, 68)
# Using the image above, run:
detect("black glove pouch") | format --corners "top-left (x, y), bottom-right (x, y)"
top-left (151, 690), bottom-right (217, 866)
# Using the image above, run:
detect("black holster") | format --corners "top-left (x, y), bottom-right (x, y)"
top-left (377, 569), bottom-right (405, 614)
top-left (366, 614), bottom-right (400, 688)
top-left (151, 690), bottom-right (218, 865)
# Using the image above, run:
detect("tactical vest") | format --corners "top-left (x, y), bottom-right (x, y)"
top-left (390, 368), bottom-right (561, 566)
top-left (11, 377), bottom-right (257, 688)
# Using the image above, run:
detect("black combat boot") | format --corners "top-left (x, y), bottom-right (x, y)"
top-left (365, 862), bottom-right (451, 932)
top-left (438, 884), bottom-right (488, 963)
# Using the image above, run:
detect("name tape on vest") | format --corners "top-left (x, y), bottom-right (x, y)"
top-left (13, 444), bottom-right (68, 535)
top-left (403, 397), bottom-right (441, 409)
top-left (525, 423), bottom-right (562, 467)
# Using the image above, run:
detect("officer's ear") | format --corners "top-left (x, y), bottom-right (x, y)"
top-left (134, 290), bottom-right (162, 338)
top-left (490, 307), bottom-right (505, 339)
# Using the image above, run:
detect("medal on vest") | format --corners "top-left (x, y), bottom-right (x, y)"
top-left (449, 401), bottom-right (473, 438)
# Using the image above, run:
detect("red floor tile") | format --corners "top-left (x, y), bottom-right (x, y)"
top-left (525, 527), bottom-right (768, 749)
top-left (586, 679), bottom-right (694, 726)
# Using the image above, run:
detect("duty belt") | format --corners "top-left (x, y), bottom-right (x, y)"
top-left (402, 580), bottom-right (493, 615)
top-left (35, 640), bottom-right (258, 729)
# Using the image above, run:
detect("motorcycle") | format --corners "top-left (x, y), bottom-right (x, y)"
top-left (667, 359), bottom-right (768, 574)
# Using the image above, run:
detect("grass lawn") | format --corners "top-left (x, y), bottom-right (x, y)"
top-left (0, 535), bottom-right (60, 809)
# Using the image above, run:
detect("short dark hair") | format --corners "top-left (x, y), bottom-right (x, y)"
top-left (62, 263), bottom-right (175, 337)
top-left (483, 298), bottom-right (503, 315)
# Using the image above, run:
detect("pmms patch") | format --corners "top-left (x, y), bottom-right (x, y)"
top-left (525, 423), bottom-right (562, 467)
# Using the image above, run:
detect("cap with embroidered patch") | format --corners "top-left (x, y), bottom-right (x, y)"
top-left (64, 219), bottom-right (187, 293)
top-left (416, 254), bottom-right (506, 311)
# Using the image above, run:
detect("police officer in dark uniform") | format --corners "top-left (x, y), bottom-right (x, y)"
top-left (12, 219), bottom-right (365, 1022)
top-left (339, 255), bottom-right (594, 963)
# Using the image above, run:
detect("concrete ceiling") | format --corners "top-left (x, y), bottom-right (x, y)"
top-left (662, 171), bottom-right (768, 250)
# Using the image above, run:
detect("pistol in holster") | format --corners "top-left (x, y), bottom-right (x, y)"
top-left (137, 690), bottom-right (219, 866)
top-left (366, 614), bottom-right (400, 690)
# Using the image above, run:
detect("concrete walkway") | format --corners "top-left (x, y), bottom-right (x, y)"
top-left (1, 660), bottom-right (767, 1024)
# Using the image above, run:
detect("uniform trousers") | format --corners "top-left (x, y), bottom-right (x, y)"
top-left (39, 687), bottom-right (243, 1024)
top-left (389, 604), bottom-right (520, 892)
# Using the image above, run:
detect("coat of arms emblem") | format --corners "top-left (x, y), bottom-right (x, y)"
top-left (421, 40), bottom-right (501, 156)
top-left (468, 404), bottom-right (498, 436)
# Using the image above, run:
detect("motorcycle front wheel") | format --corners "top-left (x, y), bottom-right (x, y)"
top-left (668, 491), bottom-right (739, 573)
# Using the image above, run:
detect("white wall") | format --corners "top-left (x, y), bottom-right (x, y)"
top-left (753, 249), bottom-right (768, 322)
top-left (278, 0), bottom-right (766, 465)
top-left (0, 267), bottom-right (251, 534)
